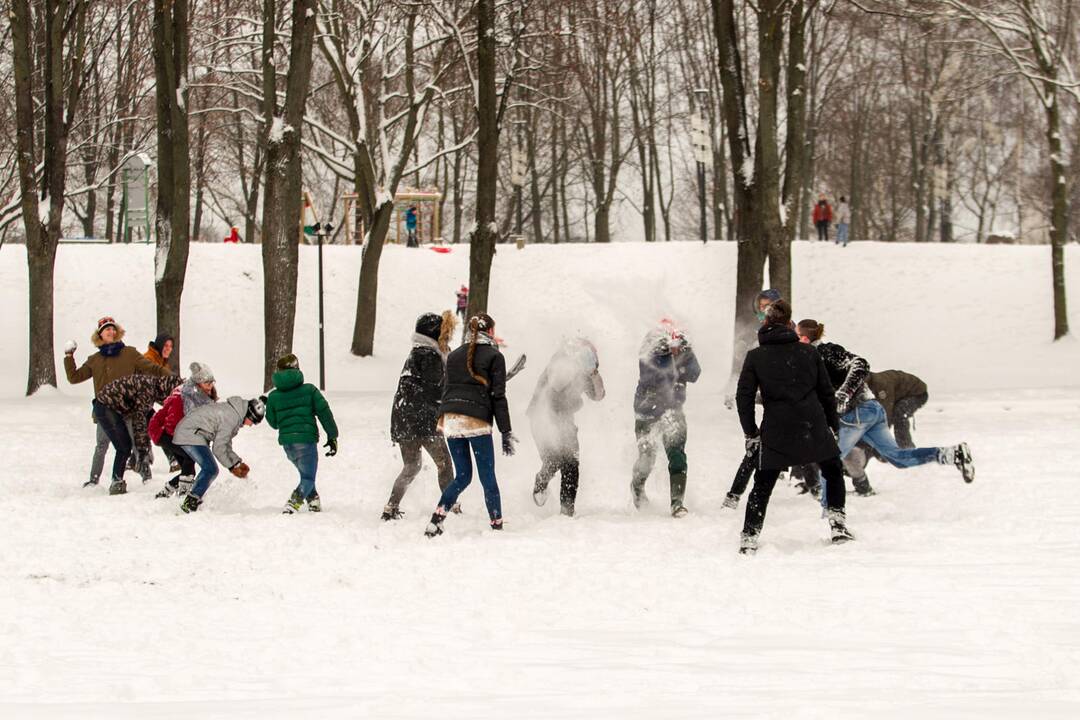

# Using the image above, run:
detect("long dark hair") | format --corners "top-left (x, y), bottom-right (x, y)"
top-left (466, 313), bottom-right (495, 385)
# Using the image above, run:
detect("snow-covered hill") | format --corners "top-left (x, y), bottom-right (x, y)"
top-left (1, 241), bottom-right (1078, 717)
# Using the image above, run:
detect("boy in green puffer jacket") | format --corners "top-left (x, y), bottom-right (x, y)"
top-left (265, 354), bottom-right (340, 513)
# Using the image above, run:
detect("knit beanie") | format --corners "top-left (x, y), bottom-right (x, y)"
top-left (246, 396), bottom-right (267, 424)
top-left (277, 353), bottom-right (299, 370)
top-left (415, 313), bottom-right (442, 341)
top-left (189, 362), bottom-right (215, 384)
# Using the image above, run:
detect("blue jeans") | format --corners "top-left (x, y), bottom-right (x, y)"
top-left (438, 435), bottom-right (502, 521)
top-left (836, 222), bottom-right (849, 246)
top-left (183, 444), bottom-right (219, 498)
top-left (284, 443), bottom-right (319, 499)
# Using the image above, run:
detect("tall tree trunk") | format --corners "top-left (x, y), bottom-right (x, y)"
top-left (13, 0), bottom-right (87, 395)
top-left (260, 0), bottom-right (317, 388)
top-left (1045, 83), bottom-right (1070, 339)
top-left (152, 0), bottom-right (191, 370)
top-left (758, 2), bottom-right (788, 300)
top-left (467, 0), bottom-right (499, 316)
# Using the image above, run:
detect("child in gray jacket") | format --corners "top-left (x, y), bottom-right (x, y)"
top-left (173, 395), bottom-right (265, 513)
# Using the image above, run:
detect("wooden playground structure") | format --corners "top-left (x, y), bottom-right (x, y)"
top-left (341, 187), bottom-right (443, 245)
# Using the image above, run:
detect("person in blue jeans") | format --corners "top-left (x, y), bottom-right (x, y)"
top-left (265, 354), bottom-right (339, 513)
top-left (172, 396), bottom-right (266, 513)
top-left (794, 319), bottom-right (975, 507)
top-left (425, 313), bottom-right (516, 536)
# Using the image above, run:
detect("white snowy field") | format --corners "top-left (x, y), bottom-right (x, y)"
top-left (1, 241), bottom-right (1079, 718)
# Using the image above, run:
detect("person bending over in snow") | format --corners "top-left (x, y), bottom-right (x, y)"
top-left (96, 373), bottom-right (184, 482)
top-left (149, 363), bottom-right (218, 498)
top-left (527, 338), bottom-right (605, 517)
top-left (795, 319), bottom-right (974, 506)
top-left (172, 395), bottom-right (265, 513)
top-left (64, 316), bottom-right (173, 495)
top-left (265, 354), bottom-right (339, 514)
top-left (631, 319), bottom-right (701, 518)
top-left (843, 369), bottom-right (931, 497)
top-left (425, 313), bottom-right (515, 537)
top-left (382, 311), bottom-right (457, 521)
top-left (736, 300), bottom-right (851, 554)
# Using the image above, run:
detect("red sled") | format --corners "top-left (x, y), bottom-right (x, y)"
top-left (430, 246), bottom-right (452, 254)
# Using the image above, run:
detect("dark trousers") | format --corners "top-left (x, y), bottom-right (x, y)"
top-left (728, 445), bottom-right (758, 497)
top-left (387, 437), bottom-right (454, 508)
top-left (815, 221), bottom-right (829, 241)
top-left (632, 411), bottom-right (689, 508)
top-left (742, 457), bottom-right (846, 537)
top-left (158, 433), bottom-right (195, 476)
top-left (536, 450), bottom-right (581, 510)
top-left (93, 400), bottom-right (132, 481)
top-left (439, 435), bottom-right (502, 521)
top-left (892, 393), bottom-right (927, 449)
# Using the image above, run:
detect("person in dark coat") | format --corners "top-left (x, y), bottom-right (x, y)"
top-left (735, 300), bottom-right (851, 553)
top-left (424, 313), bottom-right (515, 536)
top-left (795, 320), bottom-right (975, 502)
top-left (844, 369), bottom-right (931, 495)
top-left (528, 337), bottom-right (606, 517)
top-left (382, 311), bottom-right (458, 520)
top-left (631, 320), bottom-right (701, 517)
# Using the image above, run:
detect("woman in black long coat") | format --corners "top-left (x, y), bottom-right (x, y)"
top-left (735, 300), bottom-right (852, 554)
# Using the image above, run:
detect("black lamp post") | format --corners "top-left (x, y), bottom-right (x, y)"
top-left (314, 222), bottom-right (331, 391)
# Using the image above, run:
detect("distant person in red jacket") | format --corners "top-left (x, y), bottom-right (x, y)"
top-left (224, 227), bottom-right (241, 243)
top-left (812, 195), bottom-right (833, 242)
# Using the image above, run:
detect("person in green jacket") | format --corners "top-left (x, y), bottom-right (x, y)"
top-left (265, 354), bottom-right (339, 513)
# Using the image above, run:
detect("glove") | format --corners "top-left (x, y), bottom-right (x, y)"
top-left (230, 462), bottom-right (250, 479)
top-left (745, 434), bottom-right (761, 457)
top-left (63, 340), bottom-right (77, 355)
top-left (501, 432), bottom-right (518, 457)
top-left (835, 390), bottom-right (852, 415)
top-left (324, 437), bottom-right (338, 457)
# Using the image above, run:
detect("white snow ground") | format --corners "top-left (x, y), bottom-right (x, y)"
top-left (1, 241), bottom-right (1079, 718)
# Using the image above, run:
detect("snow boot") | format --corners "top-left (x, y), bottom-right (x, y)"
top-left (828, 509), bottom-right (854, 544)
top-left (671, 505), bottom-right (689, 518)
top-left (83, 476), bottom-right (100, 488)
top-left (180, 494), bottom-right (201, 514)
top-left (108, 477), bottom-right (127, 496)
top-left (852, 476), bottom-right (876, 497)
top-left (722, 493), bottom-right (740, 510)
top-left (739, 532), bottom-right (759, 556)
top-left (283, 490), bottom-right (304, 514)
top-left (155, 477), bottom-right (181, 499)
top-left (490, 519), bottom-right (504, 531)
top-left (950, 443), bottom-right (975, 483)
top-left (532, 477), bottom-right (549, 507)
top-left (424, 512), bottom-right (445, 537)
top-left (306, 493), bottom-right (321, 513)
top-left (381, 504), bottom-right (404, 521)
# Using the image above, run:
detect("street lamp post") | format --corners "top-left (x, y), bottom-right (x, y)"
top-left (314, 221), bottom-right (332, 391)
top-left (692, 89), bottom-right (711, 244)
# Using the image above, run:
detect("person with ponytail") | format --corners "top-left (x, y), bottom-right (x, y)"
top-left (425, 313), bottom-right (515, 536)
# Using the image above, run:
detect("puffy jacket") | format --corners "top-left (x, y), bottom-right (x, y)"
top-left (867, 370), bottom-right (928, 424)
top-left (149, 390), bottom-right (185, 445)
top-left (737, 324), bottom-right (839, 470)
top-left (812, 202), bottom-right (833, 223)
top-left (391, 335), bottom-right (445, 443)
top-left (173, 397), bottom-right (249, 469)
top-left (265, 368), bottom-right (338, 445)
top-left (438, 336), bottom-right (511, 433)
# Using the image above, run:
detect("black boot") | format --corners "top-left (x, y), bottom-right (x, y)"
top-left (108, 477), bottom-right (127, 496)
top-left (852, 476), bottom-right (876, 497)
top-left (424, 512), bottom-right (445, 537)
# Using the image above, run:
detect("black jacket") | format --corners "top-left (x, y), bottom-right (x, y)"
top-left (816, 341), bottom-right (870, 400)
top-left (390, 338), bottom-right (445, 442)
top-left (633, 341), bottom-right (701, 421)
top-left (439, 340), bottom-right (512, 433)
top-left (736, 324), bottom-right (840, 470)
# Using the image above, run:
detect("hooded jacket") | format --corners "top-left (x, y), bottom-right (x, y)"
top-left (737, 324), bottom-right (839, 470)
top-left (149, 380), bottom-right (215, 444)
top-left (391, 334), bottom-right (447, 442)
top-left (173, 396), bottom-right (250, 468)
top-left (867, 370), bottom-right (928, 424)
top-left (265, 368), bottom-right (338, 446)
top-left (65, 325), bottom-right (172, 395)
top-left (633, 331), bottom-right (701, 421)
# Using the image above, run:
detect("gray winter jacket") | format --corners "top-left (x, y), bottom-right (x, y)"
top-left (173, 396), bottom-right (248, 468)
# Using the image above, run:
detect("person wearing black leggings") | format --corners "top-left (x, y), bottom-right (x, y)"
top-left (734, 300), bottom-right (852, 554)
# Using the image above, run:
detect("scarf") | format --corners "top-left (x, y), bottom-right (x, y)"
top-left (99, 342), bottom-right (125, 358)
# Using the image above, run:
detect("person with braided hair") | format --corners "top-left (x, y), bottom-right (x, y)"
top-left (425, 313), bottom-right (516, 536)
